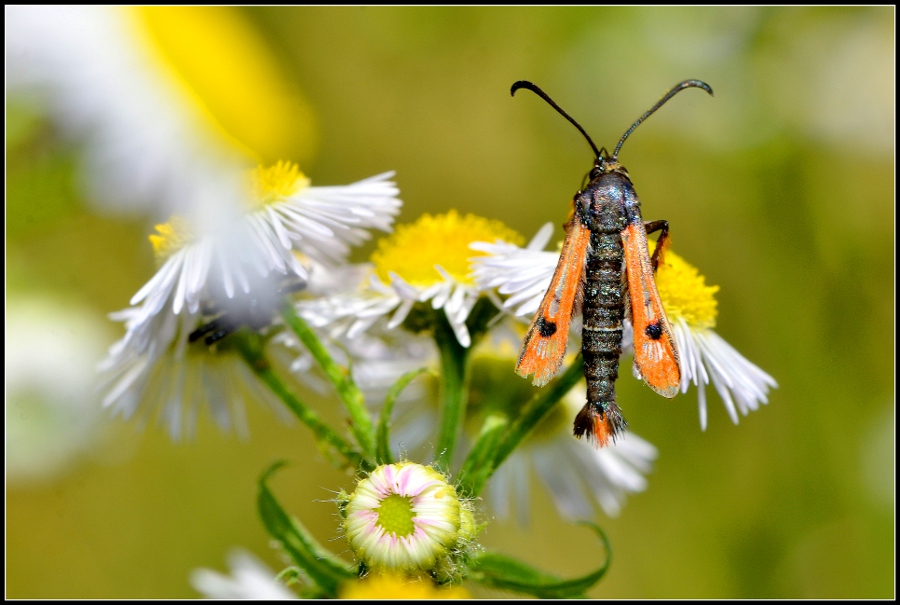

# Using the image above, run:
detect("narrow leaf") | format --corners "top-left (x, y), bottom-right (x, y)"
top-left (376, 367), bottom-right (431, 465)
top-left (257, 462), bottom-right (356, 596)
top-left (466, 521), bottom-right (611, 598)
top-left (457, 413), bottom-right (508, 498)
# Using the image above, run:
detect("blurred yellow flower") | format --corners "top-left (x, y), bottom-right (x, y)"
top-left (7, 6), bottom-right (316, 219)
top-left (133, 7), bottom-right (317, 163)
top-left (340, 573), bottom-right (469, 600)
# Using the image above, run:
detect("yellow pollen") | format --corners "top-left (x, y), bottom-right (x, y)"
top-left (655, 249), bottom-right (719, 329)
top-left (250, 161), bottom-right (310, 208)
top-left (371, 211), bottom-right (524, 287)
top-left (148, 216), bottom-right (194, 262)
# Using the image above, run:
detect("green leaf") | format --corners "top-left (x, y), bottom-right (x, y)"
top-left (491, 355), bottom-right (584, 473)
top-left (457, 413), bottom-right (508, 498)
top-left (466, 521), bottom-right (611, 598)
top-left (376, 367), bottom-right (432, 465)
top-left (257, 462), bottom-right (357, 596)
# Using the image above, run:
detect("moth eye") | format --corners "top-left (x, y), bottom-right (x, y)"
top-left (645, 321), bottom-right (663, 340)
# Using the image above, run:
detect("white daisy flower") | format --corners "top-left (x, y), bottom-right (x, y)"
top-left (653, 250), bottom-right (779, 430)
top-left (342, 462), bottom-right (475, 574)
top-left (191, 549), bottom-right (297, 600)
top-left (97, 299), bottom-right (294, 440)
top-left (471, 224), bottom-right (778, 430)
top-left (7, 6), bottom-right (315, 220)
top-left (298, 211), bottom-right (524, 347)
top-left (99, 164), bottom-right (401, 438)
top-left (470, 222), bottom-right (558, 318)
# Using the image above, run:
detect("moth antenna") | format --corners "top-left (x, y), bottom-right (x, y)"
top-left (612, 80), bottom-right (714, 159)
top-left (511, 80), bottom-right (603, 160)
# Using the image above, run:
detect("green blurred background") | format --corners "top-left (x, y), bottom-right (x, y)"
top-left (7, 7), bottom-right (893, 598)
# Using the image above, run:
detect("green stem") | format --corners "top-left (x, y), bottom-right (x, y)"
top-left (489, 355), bottom-right (584, 478)
top-left (433, 317), bottom-right (471, 471)
top-left (234, 332), bottom-right (369, 472)
top-left (281, 305), bottom-right (376, 459)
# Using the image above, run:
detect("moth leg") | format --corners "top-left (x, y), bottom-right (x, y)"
top-left (189, 315), bottom-right (236, 345)
top-left (643, 220), bottom-right (670, 272)
top-left (189, 317), bottom-right (225, 343)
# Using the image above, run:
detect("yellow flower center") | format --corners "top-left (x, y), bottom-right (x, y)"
top-left (249, 161), bottom-right (310, 208)
top-left (655, 249), bottom-right (719, 329)
top-left (371, 211), bottom-right (524, 287)
top-left (148, 216), bottom-right (194, 262)
top-left (130, 7), bottom-right (317, 163)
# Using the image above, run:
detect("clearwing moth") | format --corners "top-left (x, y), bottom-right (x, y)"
top-left (512, 79), bottom-right (713, 447)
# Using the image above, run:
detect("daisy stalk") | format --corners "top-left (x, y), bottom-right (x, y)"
top-left (281, 304), bottom-right (376, 460)
top-left (431, 310), bottom-right (471, 470)
top-left (233, 331), bottom-right (367, 471)
top-left (431, 294), bottom-right (503, 470)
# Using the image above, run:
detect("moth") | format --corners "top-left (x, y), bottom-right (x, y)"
top-left (512, 79), bottom-right (713, 447)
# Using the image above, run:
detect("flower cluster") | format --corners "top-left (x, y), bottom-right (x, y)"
top-left (13, 9), bottom-right (779, 594)
top-left (99, 198), bottom-right (776, 596)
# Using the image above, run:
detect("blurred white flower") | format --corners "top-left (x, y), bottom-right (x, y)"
top-left (6, 6), bottom-right (316, 221)
top-left (7, 297), bottom-right (115, 484)
top-left (191, 549), bottom-right (297, 599)
top-left (471, 224), bottom-right (778, 430)
top-left (99, 165), bottom-right (401, 439)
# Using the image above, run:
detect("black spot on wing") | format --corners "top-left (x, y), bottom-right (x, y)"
top-left (645, 321), bottom-right (663, 340)
top-left (537, 317), bottom-right (558, 337)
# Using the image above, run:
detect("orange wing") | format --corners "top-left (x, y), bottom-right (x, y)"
top-left (516, 215), bottom-right (590, 386)
top-left (622, 222), bottom-right (680, 397)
